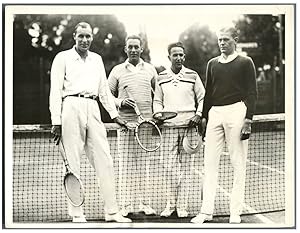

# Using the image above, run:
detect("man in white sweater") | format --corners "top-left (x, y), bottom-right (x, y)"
top-left (153, 42), bottom-right (205, 218)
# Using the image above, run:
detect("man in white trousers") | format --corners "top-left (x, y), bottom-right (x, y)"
top-left (108, 35), bottom-right (158, 217)
top-left (153, 42), bottom-right (205, 218)
top-left (191, 26), bottom-right (257, 224)
top-left (49, 22), bottom-right (131, 223)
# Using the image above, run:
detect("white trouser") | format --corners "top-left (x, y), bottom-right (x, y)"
top-left (161, 127), bottom-right (193, 211)
top-left (61, 96), bottom-right (119, 217)
top-left (117, 129), bottom-right (152, 209)
top-left (200, 101), bottom-right (248, 216)
top-left (161, 112), bottom-right (196, 211)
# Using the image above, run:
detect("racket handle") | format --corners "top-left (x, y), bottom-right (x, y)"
top-left (124, 86), bottom-right (141, 116)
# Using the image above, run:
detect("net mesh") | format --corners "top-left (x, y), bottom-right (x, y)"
top-left (12, 114), bottom-right (285, 222)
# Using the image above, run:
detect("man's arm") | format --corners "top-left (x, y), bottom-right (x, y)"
top-left (202, 60), bottom-right (213, 121)
top-left (107, 67), bottom-right (124, 108)
top-left (49, 52), bottom-right (65, 126)
top-left (153, 76), bottom-right (164, 113)
top-left (243, 57), bottom-right (257, 120)
top-left (98, 56), bottom-right (119, 119)
top-left (188, 74), bottom-right (205, 127)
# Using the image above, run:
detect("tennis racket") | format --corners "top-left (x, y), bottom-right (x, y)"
top-left (182, 126), bottom-right (203, 154)
top-left (59, 141), bottom-right (85, 207)
top-left (153, 111), bottom-right (178, 121)
top-left (124, 85), bottom-right (162, 152)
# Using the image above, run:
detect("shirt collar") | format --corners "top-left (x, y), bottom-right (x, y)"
top-left (166, 65), bottom-right (186, 78)
top-left (125, 58), bottom-right (145, 68)
top-left (218, 51), bottom-right (238, 63)
top-left (71, 46), bottom-right (91, 61)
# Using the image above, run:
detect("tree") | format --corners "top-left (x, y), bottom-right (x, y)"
top-left (179, 24), bottom-right (219, 83)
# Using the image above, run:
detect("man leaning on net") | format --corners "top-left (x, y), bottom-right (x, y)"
top-left (191, 26), bottom-right (257, 224)
top-left (49, 22), bottom-right (131, 223)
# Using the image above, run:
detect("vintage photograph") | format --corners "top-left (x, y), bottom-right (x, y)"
top-left (3, 3), bottom-right (295, 229)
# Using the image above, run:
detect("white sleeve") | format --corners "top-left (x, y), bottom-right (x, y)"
top-left (194, 74), bottom-right (205, 116)
top-left (49, 52), bottom-right (65, 125)
top-left (153, 77), bottom-right (164, 113)
top-left (98, 56), bottom-right (119, 119)
top-left (108, 67), bottom-right (123, 108)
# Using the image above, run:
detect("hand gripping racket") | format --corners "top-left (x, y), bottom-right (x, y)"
top-left (153, 110), bottom-right (178, 121)
top-left (182, 126), bottom-right (203, 154)
top-left (124, 86), bottom-right (162, 152)
top-left (59, 141), bottom-right (85, 207)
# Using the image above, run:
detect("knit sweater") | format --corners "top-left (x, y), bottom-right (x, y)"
top-left (202, 55), bottom-right (257, 120)
top-left (153, 66), bottom-right (205, 116)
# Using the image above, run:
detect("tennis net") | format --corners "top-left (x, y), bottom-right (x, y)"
top-left (12, 113), bottom-right (285, 222)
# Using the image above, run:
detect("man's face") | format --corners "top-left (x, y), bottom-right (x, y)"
top-left (217, 31), bottom-right (237, 56)
top-left (168, 47), bottom-right (185, 71)
top-left (73, 26), bottom-right (93, 53)
top-left (124, 39), bottom-right (143, 64)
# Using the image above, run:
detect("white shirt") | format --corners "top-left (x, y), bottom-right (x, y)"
top-left (49, 47), bottom-right (118, 125)
top-left (218, 51), bottom-right (238, 63)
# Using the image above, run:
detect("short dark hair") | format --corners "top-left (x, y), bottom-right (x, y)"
top-left (74, 22), bottom-right (92, 34)
top-left (218, 26), bottom-right (239, 39)
top-left (125, 35), bottom-right (143, 46)
top-left (167, 42), bottom-right (185, 55)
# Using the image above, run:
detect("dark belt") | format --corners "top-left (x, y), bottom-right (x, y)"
top-left (67, 94), bottom-right (98, 100)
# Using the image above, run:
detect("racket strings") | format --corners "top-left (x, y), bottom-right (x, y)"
top-left (136, 121), bottom-right (161, 151)
top-left (64, 173), bottom-right (84, 206)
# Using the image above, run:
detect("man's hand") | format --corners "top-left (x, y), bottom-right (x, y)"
top-left (51, 125), bottom-right (61, 145)
top-left (188, 114), bottom-right (201, 127)
top-left (121, 98), bottom-right (136, 109)
top-left (113, 116), bottom-right (128, 131)
top-left (240, 118), bottom-right (252, 140)
top-left (199, 118), bottom-right (207, 141)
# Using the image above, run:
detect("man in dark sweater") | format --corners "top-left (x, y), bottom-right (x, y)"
top-left (191, 27), bottom-right (257, 224)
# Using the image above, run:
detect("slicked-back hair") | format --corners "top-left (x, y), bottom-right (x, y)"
top-left (167, 42), bottom-right (185, 55)
top-left (74, 22), bottom-right (93, 35)
top-left (125, 35), bottom-right (143, 47)
top-left (218, 26), bottom-right (239, 39)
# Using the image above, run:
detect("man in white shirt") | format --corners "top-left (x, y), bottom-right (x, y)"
top-left (108, 35), bottom-right (158, 217)
top-left (49, 22), bottom-right (131, 223)
top-left (153, 42), bottom-right (205, 218)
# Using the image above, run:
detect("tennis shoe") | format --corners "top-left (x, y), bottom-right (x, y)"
top-left (160, 207), bottom-right (175, 217)
top-left (139, 203), bottom-right (156, 215)
top-left (120, 205), bottom-right (134, 217)
top-left (177, 209), bottom-right (189, 218)
top-left (72, 215), bottom-right (87, 223)
top-left (191, 213), bottom-right (213, 223)
top-left (229, 215), bottom-right (241, 224)
top-left (105, 212), bottom-right (132, 223)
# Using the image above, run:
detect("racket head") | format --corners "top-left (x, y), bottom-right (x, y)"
top-left (182, 126), bottom-right (203, 154)
top-left (63, 172), bottom-right (85, 207)
top-left (135, 120), bottom-right (162, 152)
top-left (153, 111), bottom-right (178, 121)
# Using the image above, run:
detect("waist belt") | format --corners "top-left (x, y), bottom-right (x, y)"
top-left (67, 94), bottom-right (98, 100)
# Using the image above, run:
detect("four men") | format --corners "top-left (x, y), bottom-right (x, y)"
top-left (50, 22), bottom-right (257, 224)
